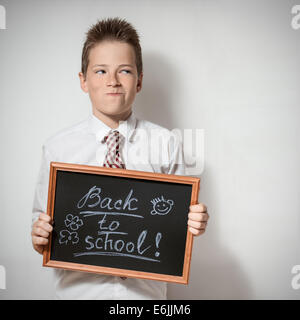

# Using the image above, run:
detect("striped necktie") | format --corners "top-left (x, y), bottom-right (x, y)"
top-left (103, 130), bottom-right (127, 280)
top-left (103, 130), bottom-right (125, 169)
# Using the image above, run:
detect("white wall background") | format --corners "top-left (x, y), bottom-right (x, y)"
top-left (0, 0), bottom-right (299, 299)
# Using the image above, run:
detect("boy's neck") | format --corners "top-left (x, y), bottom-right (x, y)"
top-left (92, 109), bottom-right (132, 129)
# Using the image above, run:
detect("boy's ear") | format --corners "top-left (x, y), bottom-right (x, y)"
top-left (79, 72), bottom-right (88, 93)
top-left (136, 72), bottom-right (143, 93)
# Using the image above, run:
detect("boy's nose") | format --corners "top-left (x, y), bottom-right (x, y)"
top-left (107, 73), bottom-right (120, 86)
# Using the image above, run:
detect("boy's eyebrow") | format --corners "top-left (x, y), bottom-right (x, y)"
top-left (92, 64), bottom-right (134, 68)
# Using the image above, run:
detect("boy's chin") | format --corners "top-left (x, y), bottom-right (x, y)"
top-left (93, 107), bottom-right (132, 119)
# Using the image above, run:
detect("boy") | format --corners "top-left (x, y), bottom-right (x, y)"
top-left (31, 17), bottom-right (209, 299)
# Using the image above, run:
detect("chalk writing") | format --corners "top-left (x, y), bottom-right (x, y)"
top-left (57, 185), bottom-right (164, 262)
top-left (83, 230), bottom-right (151, 255)
top-left (77, 185), bottom-right (138, 211)
top-left (73, 251), bottom-right (160, 262)
top-left (59, 230), bottom-right (79, 245)
top-left (64, 214), bottom-right (83, 230)
top-left (155, 232), bottom-right (162, 257)
top-left (78, 213), bottom-right (156, 261)
top-left (79, 211), bottom-right (143, 219)
top-left (151, 196), bottom-right (174, 215)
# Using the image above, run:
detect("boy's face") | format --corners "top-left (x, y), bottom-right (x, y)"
top-left (79, 40), bottom-right (143, 122)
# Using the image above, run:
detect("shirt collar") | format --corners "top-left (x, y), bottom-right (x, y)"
top-left (88, 112), bottom-right (137, 143)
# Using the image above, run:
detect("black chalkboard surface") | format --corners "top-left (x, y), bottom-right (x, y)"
top-left (43, 162), bottom-right (200, 284)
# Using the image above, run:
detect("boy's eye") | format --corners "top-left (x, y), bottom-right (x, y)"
top-left (95, 70), bottom-right (131, 75)
top-left (96, 70), bottom-right (106, 74)
top-left (120, 70), bottom-right (131, 74)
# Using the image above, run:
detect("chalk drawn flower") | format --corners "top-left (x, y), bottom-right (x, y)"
top-left (64, 214), bottom-right (83, 231)
top-left (59, 230), bottom-right (79, 245)
top-left (150, 196), bottom-right (174, 215)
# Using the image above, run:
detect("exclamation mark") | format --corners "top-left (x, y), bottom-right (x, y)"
top-left (155, 232), bottom-right (162, 258)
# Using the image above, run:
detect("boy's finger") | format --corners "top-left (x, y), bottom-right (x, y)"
top-left (32, 235), bottom-right (48, 246)
top-left (34, 227), bottom-right (49, 238)
top-left (188, 219), bottom-right (207, 230)
top-left (37, 221), bottom-right (53, 233)
top-left (189, 203), bottom-right (207, 213)
top-left (39, 213), bottom-right (52, 224)
top-left (188, 212), bottom-right (209, 222)
top-left (188, 227), bottom-right (205, 236)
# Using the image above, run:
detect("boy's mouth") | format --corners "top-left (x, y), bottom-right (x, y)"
top-left (107, 93), bottom-right (123, 96)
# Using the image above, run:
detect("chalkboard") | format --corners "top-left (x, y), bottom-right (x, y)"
top-left (43, 162), bottom-right (200, 284)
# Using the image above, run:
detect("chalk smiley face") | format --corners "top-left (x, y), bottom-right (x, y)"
top-left (155, 201), bottom-right (172, 214)
top-left (151, 196), bottom-right (174, 215)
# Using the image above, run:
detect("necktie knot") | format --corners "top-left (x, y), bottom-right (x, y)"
top-left (104, 130), bottom-right (121, 144)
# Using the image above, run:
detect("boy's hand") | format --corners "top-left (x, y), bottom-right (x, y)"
top-left (188, 203), bottom-right (209, 236)
top-left (31, 212), bottom-right (53, 254)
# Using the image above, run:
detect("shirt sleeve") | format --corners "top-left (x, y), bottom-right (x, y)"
top-left (31, 145), bottom-right (53, 226)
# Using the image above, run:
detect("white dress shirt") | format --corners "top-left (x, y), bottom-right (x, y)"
top-left (32, 112), bottom-right (186, 300)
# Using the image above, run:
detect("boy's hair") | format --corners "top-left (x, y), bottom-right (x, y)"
top-left (81, 17), bottom-right (143, 78)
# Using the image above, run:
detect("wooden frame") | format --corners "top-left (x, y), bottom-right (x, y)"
top-left (43, 162), bottom-right (200, 284)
